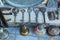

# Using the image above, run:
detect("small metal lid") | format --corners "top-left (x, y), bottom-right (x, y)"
top-left (47, 25), bottom-right (60, 36)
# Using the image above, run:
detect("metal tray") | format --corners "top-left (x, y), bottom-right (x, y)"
top-left (5, 0), bottom-right (44, 8)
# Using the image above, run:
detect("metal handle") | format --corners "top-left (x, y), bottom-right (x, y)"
top-left (42, 12), bottom-right (45, 23)
top-left (11, 8), bottom-right (19, 26)
top-left (35, 13), bottom-right (38, 24)
top-left (29, 13), bottom-right (31, 23)
top-left (22, 13), bottom-right (24, 23)
top-left (14, 16), bottom-right (16, 24)
top-left (20, 9), bottom-right (25, 24)
top-left (27, 8), bottom-right (32, 23)
top-left (33, 8), bottom-right (39, 24)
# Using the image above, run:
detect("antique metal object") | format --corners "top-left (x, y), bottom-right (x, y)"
top-left (27, 8), bottom-right (32, 23)
top-left (5, 0), bottom-right (44, 7)
top-left (20, 25), bottom-right (29, 36)
top-left (33, 24), bottom-right (46, 36)
top-left (11, 8), bottom-right (19, 26)
top-left (46, 26), bottom-right (60, 36)
top-left (33, 7), bottom-right (39, 23)
top-left (20, 9), bottom-right (29, 36)
top-left (20, 9), bottom-right (25, 23)
top-left (46, 25), bottom-right (60, 40)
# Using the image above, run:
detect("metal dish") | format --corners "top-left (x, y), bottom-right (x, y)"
top-left (20, 25), bottom-right (29, 36)
top-left (33, 24), bottom-right (46, 36)
top-left (5, 0), bottom-right (44, 8)
top-left (46, 25), bottom-right (60, 36)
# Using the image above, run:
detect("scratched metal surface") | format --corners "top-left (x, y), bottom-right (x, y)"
top-left (0, 0), bottom-right (60, 40)
top-left (3, 10), bottom-right (60, 40)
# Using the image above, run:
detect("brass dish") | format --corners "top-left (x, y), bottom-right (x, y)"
top-left (20, 25), bottom-right (29, 36)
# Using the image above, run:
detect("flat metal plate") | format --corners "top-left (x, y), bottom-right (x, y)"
top-left (5, 0), bottom-right (44, 8)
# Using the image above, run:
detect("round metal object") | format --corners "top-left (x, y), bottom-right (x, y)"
top-left (5, 0), bottom-right (44, 8)
top-left (47, 26), bottom-right (60, 36)
top-left (33, 24), bottom-right (46, 36)
top-left (20, 25), bottom-right (29, 36)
